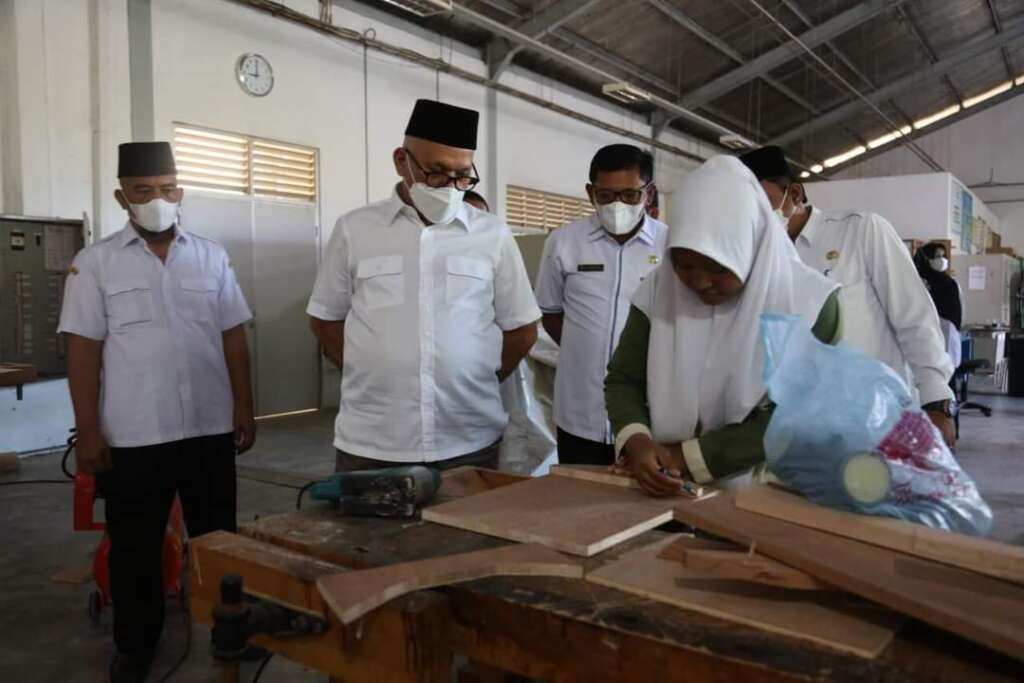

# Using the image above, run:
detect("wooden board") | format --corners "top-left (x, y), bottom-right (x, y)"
top-left (190, 531), bottom-right (453, 683)
top-left (549, 464), bottom-right (717, 499)
top-left (588, 535), bottom-right (900, 659)
top-left (674, 493), bottom-right (1024, 662)
top-left (421, 474), bottom-right (680, 557)
top-left (0, 363), bottom-right (37, 387)
top-left (434, 467), bottom-right (528, 504)
top-left (657, 537), bottom-right (831, 591)
top-left (317, 542), bottom-right (582, 625)
top-left (735, 485), bottom-right (1024, 585)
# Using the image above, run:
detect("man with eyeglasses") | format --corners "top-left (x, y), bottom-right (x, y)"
top-left (740, 145), bottom-right (956, 448)
top-left (535, 144), bottom-right (667, 465)
top-left (308, 99), bottom-right (540, 472)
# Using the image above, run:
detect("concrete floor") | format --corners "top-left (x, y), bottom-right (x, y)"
top-left (1, 399), bottom-right (1022, 682)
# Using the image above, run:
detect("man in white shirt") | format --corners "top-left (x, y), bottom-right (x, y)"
top-left (308, 99), bottom-right (540, 472)
top-left (740, 146), bottom-right (956, 446)
top-left (59, 142), bottom-right (255, 681)
top-left (535, 144), bottom-right (667, 465)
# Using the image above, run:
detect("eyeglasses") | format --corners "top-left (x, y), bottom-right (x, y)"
top-left (404, 148), bottom-right (480, 191)
top-left (591, 183), bottom-right (651, 206)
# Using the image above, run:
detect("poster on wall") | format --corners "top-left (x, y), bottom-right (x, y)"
top-left (960, 190), bottom-right (973, 252)
top-left (950, 180), bottom-right (963, 244)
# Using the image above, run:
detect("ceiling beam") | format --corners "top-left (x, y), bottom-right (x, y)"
top-left (984, 0), bottom-right (1018, 81)
top-left (678, 0), bottom-right (906, 110)
top-left (452, 2), bottom-right (755, 144)
top-left (777, 0), bottom-right (874, 90)
top-left (769, 15), bottom-right (1024, 146)
top-left (646, 0), bottom-right (820, 115)
top-left (895, 5), bottom-right (964, 106)
top-left (487, 0), bottom-right (602, 79)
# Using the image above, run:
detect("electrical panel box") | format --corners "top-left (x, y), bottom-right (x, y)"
top-left (0, 216), bottom-right (85, 374)
top-left (953, 253), bottom-right (1023, 328)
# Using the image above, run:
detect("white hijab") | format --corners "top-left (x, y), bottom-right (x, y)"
top-left (633, 156), bottom-right (838, 444)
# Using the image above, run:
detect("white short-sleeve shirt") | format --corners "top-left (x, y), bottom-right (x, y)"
top-left (58, 224), bottom-right (253, 448)
top-left (535, 215), bottom-right (667, 443)
top-left (307, 190), bottom-right (541, 462)
top-left (796, 207), bottom-right (954, 405)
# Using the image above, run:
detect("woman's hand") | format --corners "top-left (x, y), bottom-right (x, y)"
top-left (622, 433), bottom-right (686, 497)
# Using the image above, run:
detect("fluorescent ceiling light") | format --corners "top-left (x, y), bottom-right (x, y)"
top-left (962, 80), bottom-right (1013, 108)
top-left (913, 104), bottom-right (961, 130)
top-left (375, 0), bottom-right (452, 17)
top-left (810, 164), bottom-right (823, 174)
top-left (823, 145), bottom-right (867, 168)
top-left (601, 81), bottom-right (652, 104)
top-left (867, 126), bottom-right (912, 149)
top-left (799, 171), bottom-right (810, 179)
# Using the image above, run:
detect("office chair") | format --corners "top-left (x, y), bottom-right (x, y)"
top-left (953, 336), bottom-right (993, 439)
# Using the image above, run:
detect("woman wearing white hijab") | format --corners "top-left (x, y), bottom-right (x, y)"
top-left (605, 156), bottom-right (841, 496)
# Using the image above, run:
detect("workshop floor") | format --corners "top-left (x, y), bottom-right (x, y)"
top-left (2, 398), bottom-right (1023, 682)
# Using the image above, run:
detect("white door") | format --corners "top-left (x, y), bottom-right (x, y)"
top-left (180, 194), bottom-right (320, 417)
top-left (253, 201), bottom-right (320, 416)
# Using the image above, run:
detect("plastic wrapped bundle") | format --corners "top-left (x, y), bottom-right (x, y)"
top-left (759, 313), bottom-right (992, 536)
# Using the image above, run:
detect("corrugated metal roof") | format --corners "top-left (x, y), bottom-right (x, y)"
top-left (346, 0), bottom-right (1024, 173)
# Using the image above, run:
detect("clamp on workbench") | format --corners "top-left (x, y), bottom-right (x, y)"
top-left (211, 574), bottom-right (328, 661)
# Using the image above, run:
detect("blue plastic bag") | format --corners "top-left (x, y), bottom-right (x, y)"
top-left (760, 313), bottom-right (992, 536)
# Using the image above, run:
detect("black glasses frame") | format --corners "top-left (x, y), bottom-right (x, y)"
top-left (590, 182), bottom-right (652, 206)
top-left (404, 148), bottom-right (480, 191)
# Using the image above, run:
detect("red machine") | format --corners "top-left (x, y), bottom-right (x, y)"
top-left (73, 471), bottom-right (187, 623)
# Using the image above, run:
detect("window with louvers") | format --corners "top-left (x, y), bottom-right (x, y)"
top-left (173, 124), bottom-right (317, 203)
top-left (506, 185), bottom-right (593, 232)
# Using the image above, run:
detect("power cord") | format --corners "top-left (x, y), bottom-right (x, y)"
top-left (295, 482), bottom-right (314, 510)
top-left (0, 479), bottom-right (72, 487)
top-left (252, 654), bottom-right (274, 682)
top-left (157, 597), bottom-right (192, 682)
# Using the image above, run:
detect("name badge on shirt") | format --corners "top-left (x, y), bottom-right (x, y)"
top-left (577, 264), bottom-right (604, 272)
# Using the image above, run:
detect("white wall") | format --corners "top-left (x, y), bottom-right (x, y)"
top-left (0, 0), bottom-right (708, 440)
top-left (804, 172), bottom-right (954, 244)
top-left (0, 0), bottom-right (703, 244)
top-left (837, 94), bottom-right (1024, 253)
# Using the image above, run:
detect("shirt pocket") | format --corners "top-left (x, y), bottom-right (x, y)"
top-left (446, 255), bottom-right (493, 307)
top-left (179, 276), bottom-right (220, 322)
top-left (105, 280), bottom-right (154, 332)
top-left (356, 255), bottom-right (405, 310)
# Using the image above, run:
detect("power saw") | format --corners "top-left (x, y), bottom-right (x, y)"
top-left (305, 465), bottom-right (442, 518)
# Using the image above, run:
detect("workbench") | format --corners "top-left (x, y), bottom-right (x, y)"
top-left (0, 363), bottom-right (37, 400)
top-left (190, 468), bottom-right (1024, 682)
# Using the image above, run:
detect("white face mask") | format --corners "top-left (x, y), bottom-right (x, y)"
top-left (405, 158), bottom-right (464, 225)
top-left (930, 256), bottom-right (949, 273)
top-left (597, 201), bottom-right (645, 235)
top-left (129, 198), bottom-right (179, 234)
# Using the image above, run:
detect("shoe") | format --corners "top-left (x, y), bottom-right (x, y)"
top-left (109, 652), bottom-right (154, 683)
top-left (240, 644), bottom-right (270, 662)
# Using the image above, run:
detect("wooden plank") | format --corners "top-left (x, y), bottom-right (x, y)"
top-left (317, 543), bottom-right (582, 625)
top-left (735, 485), bottom-right (1024, 585)
top-left (549, 464), bottom-right (717, 499)
top-left (588, 535), bottom-right (900, 659)
top-left (657, 537), bottom-right (832, 591)
top-left (189, 530), bottom-right (453, 682)
top-left (674, 493), bottom-right (1024, 662)
top-left (421, 474), bottom-right (680, 557)
top-left (0, 363), bottom-right (37, 387)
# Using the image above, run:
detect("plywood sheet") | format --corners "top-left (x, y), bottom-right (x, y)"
top-left (549, 464), bottom-right (717, 499)
top-left (735, 485), bottom-right (1024, 584)
top-left (588, 535), bottom-right (899, 659)
top-left (421, 474), bottom-right (679, 557)
top-left (674, 493), bottom-right (1024, 662)
top-left (317, 543), bottom-right (582, 625)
